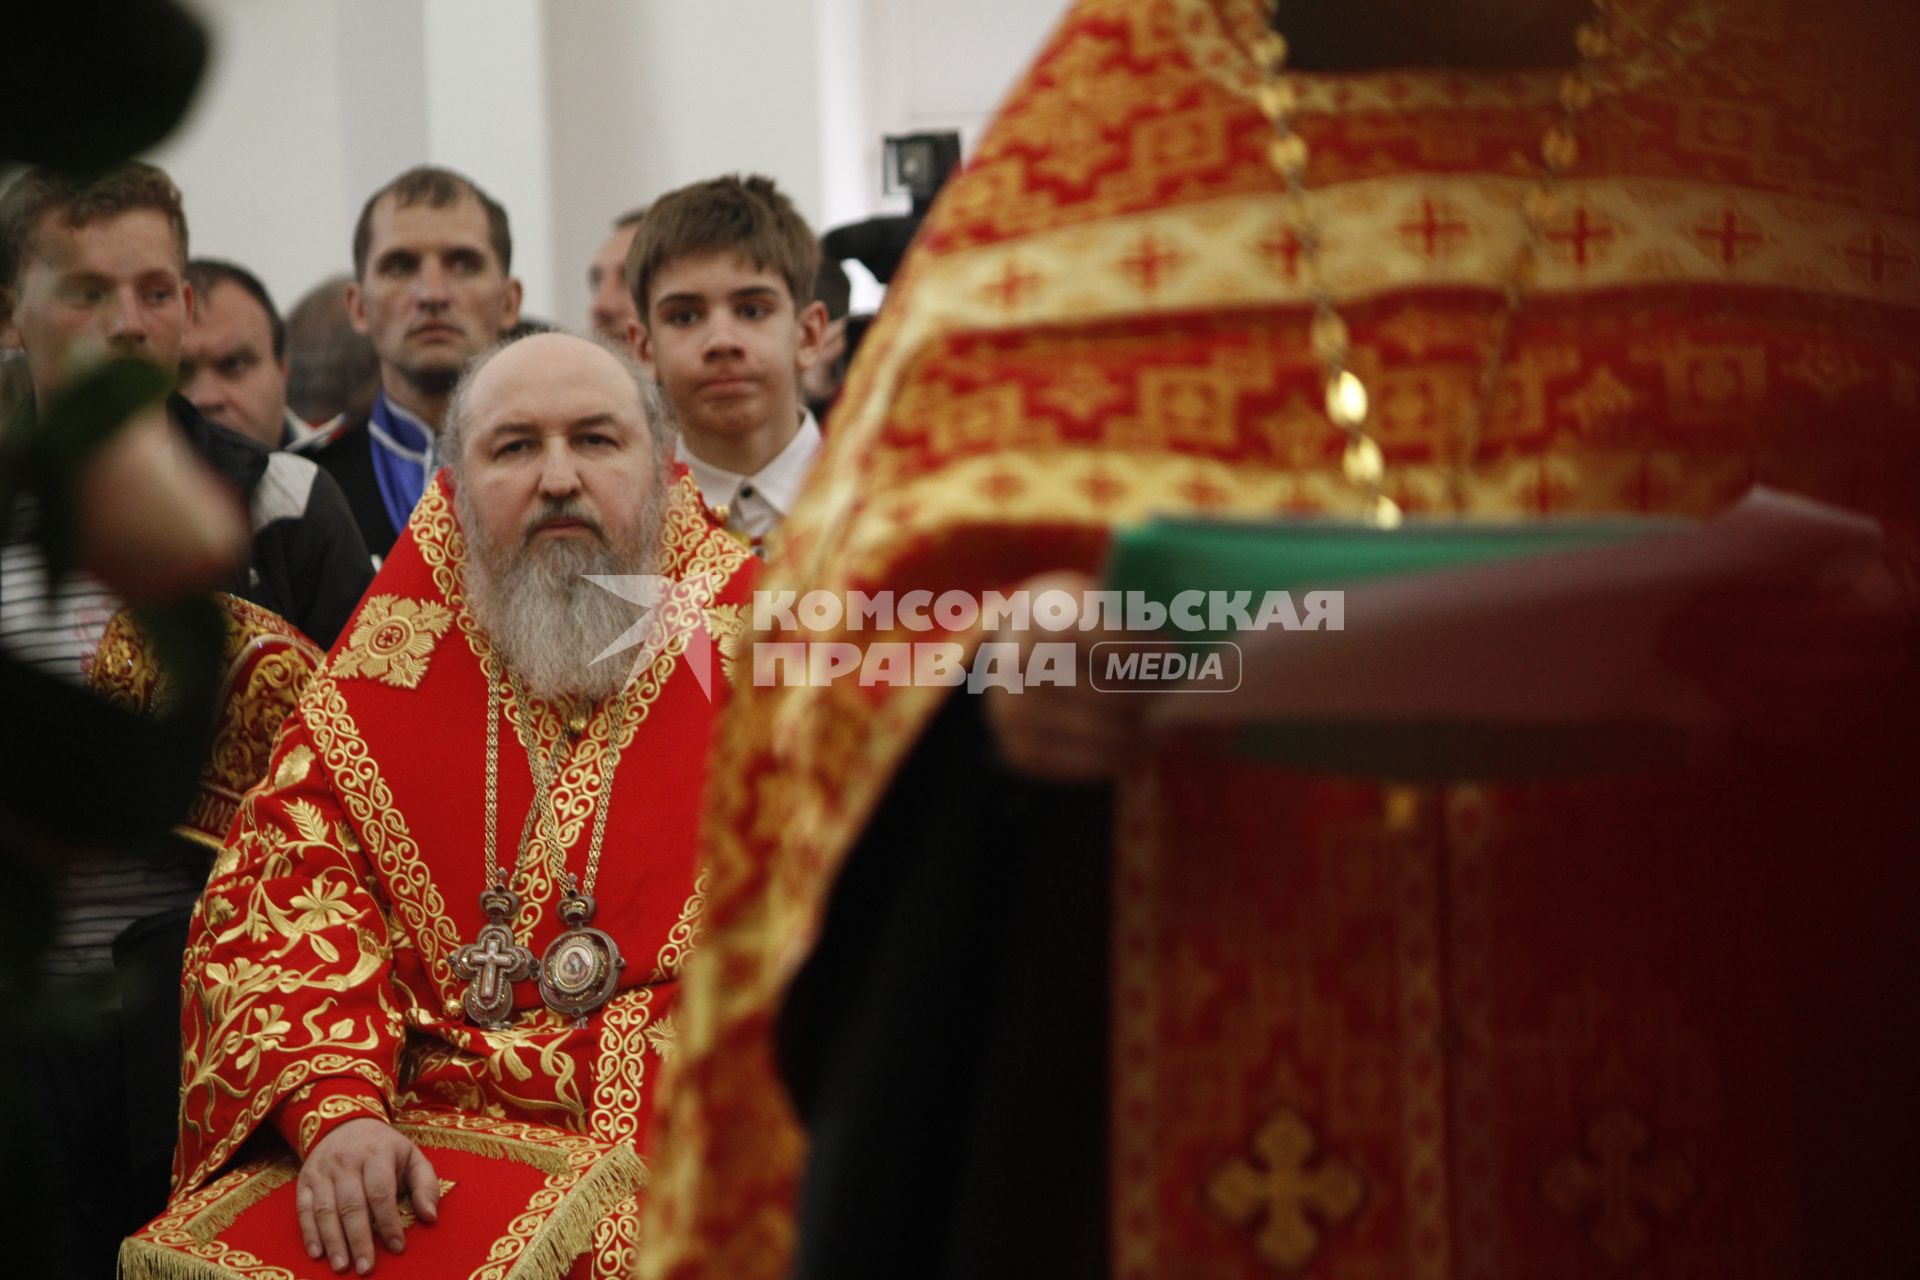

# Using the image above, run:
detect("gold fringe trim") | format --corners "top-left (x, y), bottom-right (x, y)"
top-left (489, 1143), bottom-right (645, 1280)
top-left (118, 1125), bottom-right (642, 1280)
top-left (116, 1237), bottom-right (262, 1280)
top-left (171, 824), bottom-right (226, 854)
top-left (404, 1124), bottom-right (574, 1177)
top-left (185, 1162), bottom-right (296, 1245)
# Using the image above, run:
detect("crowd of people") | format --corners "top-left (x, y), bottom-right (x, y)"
top-left (3, 0), bottom-right (1918, 1278)
top-left (1, 154), bottom-right (840, 1279)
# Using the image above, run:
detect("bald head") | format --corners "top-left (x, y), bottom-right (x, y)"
top-left (447, 331), bottom-right (661, 474)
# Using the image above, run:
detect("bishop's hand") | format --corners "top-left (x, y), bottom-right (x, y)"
top-left (296, 1117), bottom-right (439, 1275)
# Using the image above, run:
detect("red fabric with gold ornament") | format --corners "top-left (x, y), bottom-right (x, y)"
top-left (87, 594), bottom-right (326, 849)
top-left (166, 471), bottom-right (754, 1280)
top-left (124, 1111), bottom-right (643, 1280)
top-left (645, 1), bottom-right (1920, 1278)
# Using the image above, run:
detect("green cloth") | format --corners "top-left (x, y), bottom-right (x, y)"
top-left (1102, 514), bottom-right (1689, 779)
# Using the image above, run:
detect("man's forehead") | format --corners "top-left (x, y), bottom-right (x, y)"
top-left (599, 223), bottom-right (640, 261)
top-left (27, 205), bottom-right (185, 273)
top-left (470, 342), bottom-right (642, 426)
top-left (368, 193), bottom-right (496, 254)
top-left (197, 280), bottom-right (271, 331)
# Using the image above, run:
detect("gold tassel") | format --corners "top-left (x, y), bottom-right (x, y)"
top-left (118, 1237), bottom-right (242, 1280)
top-left (502, 1143), bottom-right (646, 1280)
top-left (184, 1163), bottom-right (296, 1244)
top-left (405, 1124), bottom-right (574, 1178)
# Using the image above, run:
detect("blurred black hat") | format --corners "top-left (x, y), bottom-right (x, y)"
top-left (2, 0), bottom-right (208, 168)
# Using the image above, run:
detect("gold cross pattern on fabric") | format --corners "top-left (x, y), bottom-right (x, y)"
top-left (1543, 1104), bottom-right (1695, 1264)
top-left (1207, 1106), bottom-right (1367, 1270)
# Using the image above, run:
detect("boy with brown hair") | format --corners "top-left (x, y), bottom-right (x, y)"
top-left (627, 174), bottom-right (827, 552)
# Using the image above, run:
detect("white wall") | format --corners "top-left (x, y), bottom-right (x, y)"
top-left (147, 0), bottom-right (1073, 332)
top-left (894, 0), bottom-right (1072, 148)
top-left (542, 0), bottom-right (829, 329)
top-left (146, 2), bottom-right (359, 316)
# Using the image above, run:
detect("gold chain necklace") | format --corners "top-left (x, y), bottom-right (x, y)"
top-left (1255, 2), bottom-right (1621, 524)
top-left (449, 671), bottom-right (632, 1028)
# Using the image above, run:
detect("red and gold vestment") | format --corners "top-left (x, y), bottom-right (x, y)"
top-left (647, 1), bottom-right (1920, 1277)
top-left (171, 472), bottom-right (753, 1279)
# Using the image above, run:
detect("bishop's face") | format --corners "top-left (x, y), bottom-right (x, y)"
top-left (455, 333), bottom-right (659, 568)
top-left (454, 333), bottom-right (668, 704)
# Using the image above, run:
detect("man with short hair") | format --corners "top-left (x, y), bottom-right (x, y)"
top-left (284, 274), bottom-right (379, 428)
top-left (148, 331), bottom-right (753, 1280)
top-left (587, 207), bottom-right (645, 344)
top-left (0, 164), bottom-right (371, 655)
top-left (180, 257), bottom-right (311, 449)
top-left (0, 159), bottom-right (372, 1280)
top-left (304, 166), bottom-right (523, 559)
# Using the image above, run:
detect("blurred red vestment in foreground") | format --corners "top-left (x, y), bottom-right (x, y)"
top-left (646, 1), bottom-right (1920, 1276)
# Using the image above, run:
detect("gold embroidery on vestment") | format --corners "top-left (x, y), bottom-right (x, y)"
top-left (1206, 1107), bottom-right (1367, 1271)
top-left (414, 480), bottom-right (739, 940)
top-left (334, 595), bottom-right (455, 689)
top-left (703, 604), bottom-right (747, 687)
top-left (272, 743), bottom-right (314, 791)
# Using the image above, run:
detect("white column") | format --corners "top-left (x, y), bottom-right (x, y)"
top-left (133, 0), bottom-right (1071, 331)
top-left (144, 0), bottom-right (365, 310)
top-left (541, 0), bottom-right (829, 330)
top-left (333, 0), bottom-right (430, 258)
top-left (421, 0), bottom-right (557, 319)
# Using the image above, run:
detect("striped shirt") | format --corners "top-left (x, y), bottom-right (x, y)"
top-left (1, 513), bottom-right (209, 982)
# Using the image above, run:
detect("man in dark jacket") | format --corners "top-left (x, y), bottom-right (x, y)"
top-left (299, 165), bottom-right (522, 560)
top-left (1, 162), bottom-right (371, 651)
top-left (1, 159), bottom-right (373, 1280)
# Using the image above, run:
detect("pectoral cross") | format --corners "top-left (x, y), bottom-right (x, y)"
top-left (450, 885), bottom-right (535, 1028)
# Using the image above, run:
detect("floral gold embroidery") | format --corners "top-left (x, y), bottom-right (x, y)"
top-left (273, 744), bottom-right (315, 792)
top-left (704, 603), bottom-right (747, 686)
top-left (649, 873), bottom-right (705, 983)
top-left (90, 597), bottom-right (324, 844)
top-left (589, 988), bottom-right (656, 1149)
top-left (334, 596), bottom-right (455, 690)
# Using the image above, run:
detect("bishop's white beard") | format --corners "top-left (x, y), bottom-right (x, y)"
top-left (458, 483), bottom-right (668, 705)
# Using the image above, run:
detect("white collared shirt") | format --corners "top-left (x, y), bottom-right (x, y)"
top-left (281, 407), bottom-right (324, 449)
top-left (675, 412), bottom-right (822, 548)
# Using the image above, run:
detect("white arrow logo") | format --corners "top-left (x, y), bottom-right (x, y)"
top-left (583, 572), bottom-right (724, 701)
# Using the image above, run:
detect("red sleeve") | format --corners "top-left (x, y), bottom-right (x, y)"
top-left (271, 1079), bottom-right (392, 1160)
